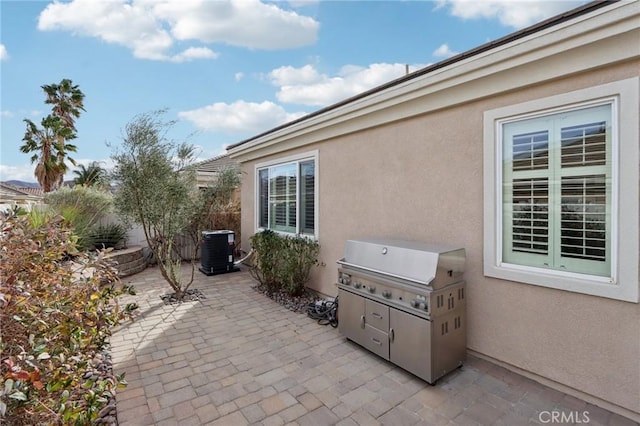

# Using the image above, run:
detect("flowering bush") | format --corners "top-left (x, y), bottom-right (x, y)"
top-left (0, 212), bottom-right (137, 425)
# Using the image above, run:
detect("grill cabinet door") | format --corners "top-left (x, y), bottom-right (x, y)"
top-left (389, 308), bottom-right (433, 383)
top-left (338, 289), bottom-right (367, 348)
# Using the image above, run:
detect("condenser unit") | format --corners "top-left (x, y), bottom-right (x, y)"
top-left (199, 230), bottom-right (239, 276)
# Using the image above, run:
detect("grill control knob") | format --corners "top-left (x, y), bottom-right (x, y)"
top-left (368, 286), bottom-right (376, 294)
top-left (382, 290), bottom-right (391, 298)
top-left (410, 299), bottom-right (419, 308)
top-left (354, 282), bottom-right (362, 289)
top-left (419, 302), bottom-right (426, 310)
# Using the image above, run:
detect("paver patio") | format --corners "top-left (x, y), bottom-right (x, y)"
top-left (110, 266), bottom-right (638, 426)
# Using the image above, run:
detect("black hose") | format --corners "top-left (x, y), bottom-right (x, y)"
top-left (306, 297), bottom-right (339, 328)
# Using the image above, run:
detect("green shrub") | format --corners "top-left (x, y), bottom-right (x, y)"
top-left (91, 222), bottom-right (128, 249)
top-left (0, 213), bottom-right (137, 425)
top-left (45, 186), bottom-right (113, 251)
top-left (249, 230), bottom-right (320, 296)
top-left (249, 229), bottom-right (284, 294)
top-left (58, 205), bottom-right (97, 251)
top-left (187, 167), bottom-right (241, 258)
top-left (45, 186), bottom-right (113, 220)
top-left (25, 205), bottom-right (94, 251)
top-left (23, 205), bottom-right (58, 229)
top-left (281, 236), bottom-right (321, 296)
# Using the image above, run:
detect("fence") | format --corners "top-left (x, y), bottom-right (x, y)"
top-left (101, 212), bottom-right (241, 261)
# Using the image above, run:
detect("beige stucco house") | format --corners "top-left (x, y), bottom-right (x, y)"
top-left (228, 1), bottom-right (640, 421)
top-left (0, 182), bottom-right (44, 211)
top-left (193, 153), bottom-right (239, 189)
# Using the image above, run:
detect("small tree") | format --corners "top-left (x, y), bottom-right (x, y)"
top-left (188, 166), bottom-right (241, 254)
top-left (110, 111), bottom-right (199, 299)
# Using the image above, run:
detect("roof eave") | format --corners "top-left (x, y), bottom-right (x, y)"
top-left (227, 0), bottom-right (615, 152)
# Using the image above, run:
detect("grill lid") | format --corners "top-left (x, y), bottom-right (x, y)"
top-left (338, 238), bottom-right (465, 288)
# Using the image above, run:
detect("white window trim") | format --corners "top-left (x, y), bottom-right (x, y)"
top-left (254, 150), bottom-right (319, 238)
top-left (483, 77), bottom-right (639, 303)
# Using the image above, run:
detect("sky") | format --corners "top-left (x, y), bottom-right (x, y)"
top-left (0, 0), bottom-right (587, 183)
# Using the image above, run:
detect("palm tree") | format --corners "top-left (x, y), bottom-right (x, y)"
top-left (19, 79), bottom-right (85, 192)
top-left (43, 79), bottom-right (85, 186)
top-left (73, 162), bottom-right (107, 187)
top-left (20, 115), bottom-right (74, 192)
top-left (43, 79), bottom-right (85, 130)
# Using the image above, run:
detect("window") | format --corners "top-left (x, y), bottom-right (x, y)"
top-left (502, 104), bottom-right (611, 277)
top-left (256, 152), bottom-right (317, 236)
top-left (484, 78), bottom-right (639, 302)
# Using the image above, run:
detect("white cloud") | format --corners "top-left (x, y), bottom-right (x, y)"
top-left (0, 164), bottom-right (37, 182)
top-left (0, 44), bottom-right (8, 61)
top-left (37, 0), bottom-right (318, 61)
top-left (0, 158), bottom-right (118, 184)
top-left (169, 46), bottom-right (218, 63)
top-left (38, 0), bottom-right (174, 61)
top-left (0, 110), bottom-right (15, 118)
top-left (235, 72), bottom-right (244, 81)
top-left (269, 62), bottom-right (426, 107)
top-left (436, 0), bottom-right (585, 29)
top-left (433, 43), bottom-right (458, 58)
top-left (178, 100), bottom-right (306, 135)
top-left (180, 60), bottom-right (428, 137)
top-left (269, 64), bottom-right (322, 86)
top-left (153, 0), bottom-right (318, 49)
top-left (181, 60), bottom-right (426, 136)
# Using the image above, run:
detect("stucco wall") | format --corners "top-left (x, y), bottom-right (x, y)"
top-left (238, 61), bottom-right (640, 416)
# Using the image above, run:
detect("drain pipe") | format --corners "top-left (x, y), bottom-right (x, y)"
top-left (234, 249), bottom-right (254, 266)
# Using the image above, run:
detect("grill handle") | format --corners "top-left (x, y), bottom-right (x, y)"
top-left (337, 259), bottom-right (434, 286)
top-left (360, 315), bottom-right (365, 329)
top-left (389, 328), bottom-right (395, 343)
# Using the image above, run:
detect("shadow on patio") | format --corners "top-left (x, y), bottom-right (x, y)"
top-left (110, 266), bottom-right (636, 426)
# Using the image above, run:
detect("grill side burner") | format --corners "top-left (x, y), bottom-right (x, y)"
top-left (337, 239), bottom-right (466, 384)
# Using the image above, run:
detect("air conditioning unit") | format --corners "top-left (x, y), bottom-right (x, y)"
top-left (199, 230), bottom-right (239, 276)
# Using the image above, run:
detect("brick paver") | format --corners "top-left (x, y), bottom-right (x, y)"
top-left (111, 266), bottom-right (639, 425)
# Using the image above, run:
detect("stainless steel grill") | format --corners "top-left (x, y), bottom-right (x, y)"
top-left (337, 238), bottom-right (466, 384)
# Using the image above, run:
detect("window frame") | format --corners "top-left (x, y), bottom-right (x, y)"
top-left (255, 150), bottom-right (318, 238)
top-left (483, 78), bottom-right (639, 303)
